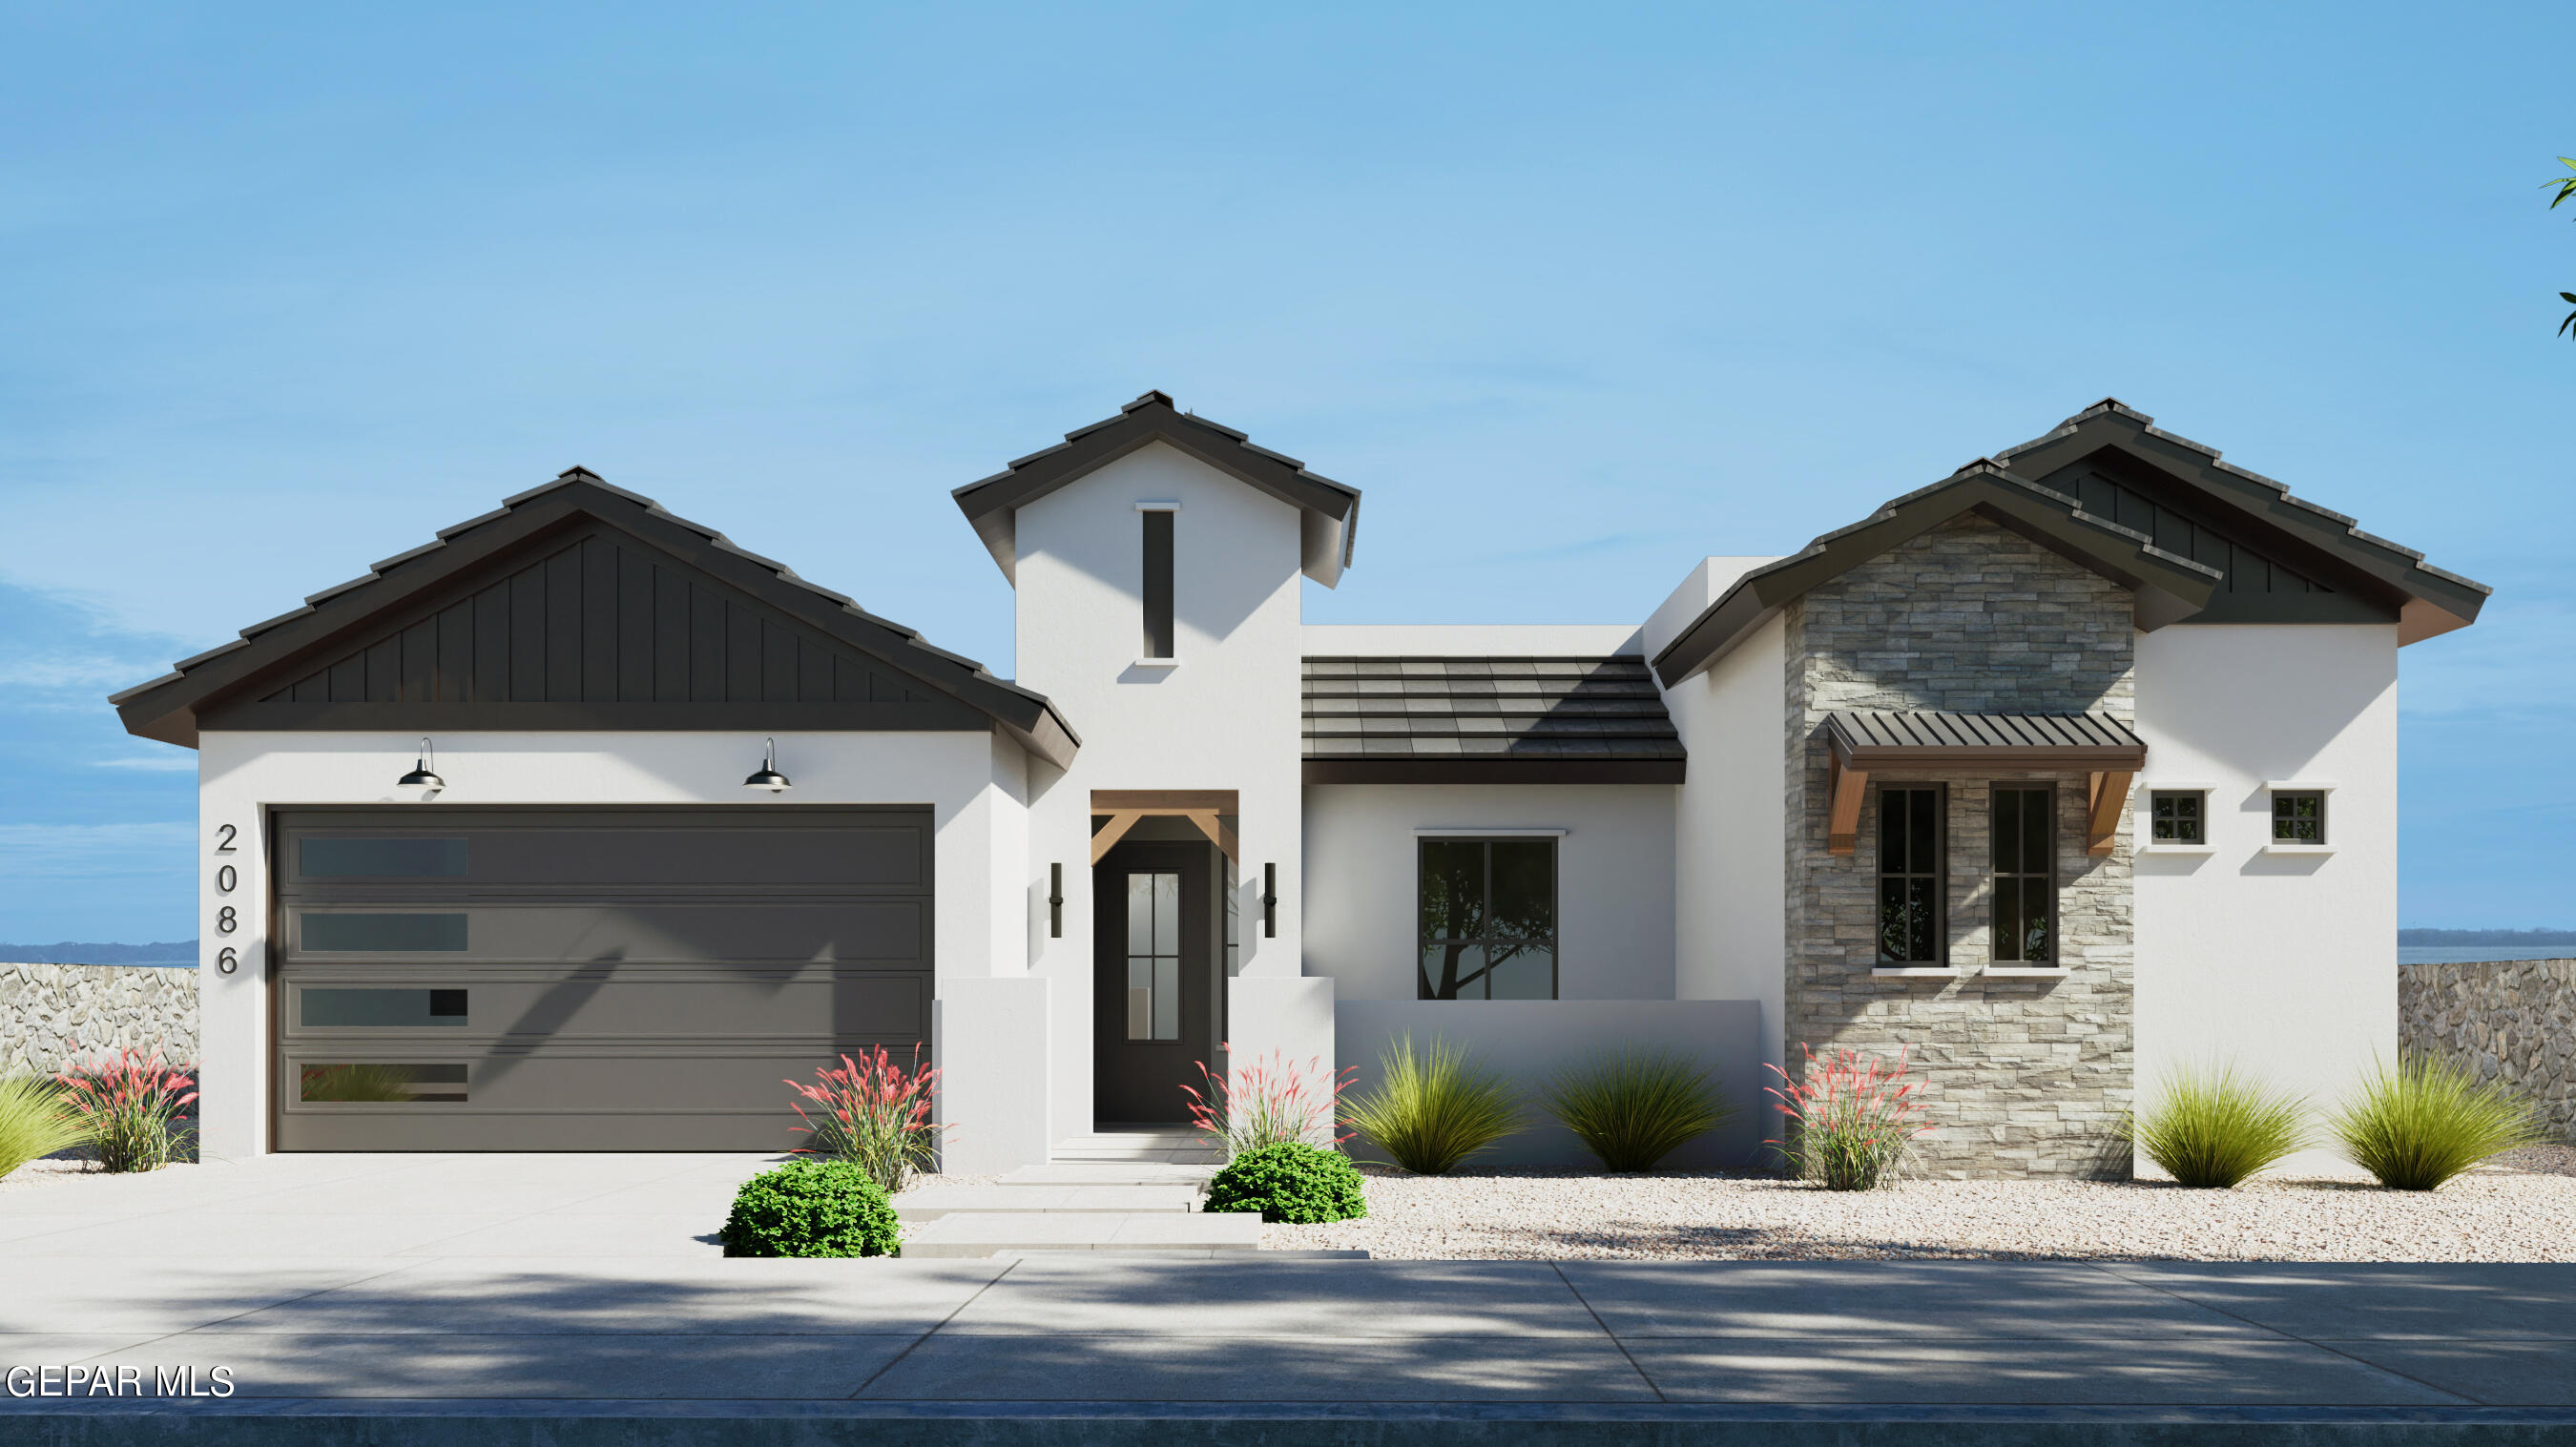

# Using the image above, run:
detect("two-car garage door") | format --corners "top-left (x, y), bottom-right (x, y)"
top-left (272, 807), bottom-right (931, 1151)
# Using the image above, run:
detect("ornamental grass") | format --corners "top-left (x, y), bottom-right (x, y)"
top-left (55, 1047), bottom-right (197, 1173)
top-left (2330, 1054), bottom-right (2545, 1191)
top-left (1340, 1035), bottom-right (1524, 1175)
top-left (2131, 1064), bottom-right (2310, 1189)
top-left (1764, 1044), bottom-right (1932, 1189)
top-left (1181, 1046), bottom-right (1355, 1159)
top-left (0, 1073), bottom-right (90, 1181)
top-left (786, 1046), bottom-right (948, 1193)
top-left (1543, 1048), bottom-right (1731, 1172)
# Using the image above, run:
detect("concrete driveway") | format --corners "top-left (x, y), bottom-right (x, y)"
top-left (4, 1153), bottom-right (2575, 1441)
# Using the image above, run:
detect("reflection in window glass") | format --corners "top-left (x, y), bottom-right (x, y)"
top-left (1992, 786), bottom-right (2055, 963)
top-left (301, 988), bottom-right (467, 1027)
top-left (299, 1063), bottom-right (468, 1103)
top-left (1125, 872), bottom-right (1182, 1042)
top-left (300, 837), bottom-right (467, 878)
top-left (2272, 791), bottom-right (2327, 844)
top-left (1877, 787), bottom-right (1942, 964)
top-left (2150, 791), bottom-right (2205, 844)
top-left (1417, 838), bottom-right (1557, 1000)
top-left (301, 914), bottom-right (468, 952)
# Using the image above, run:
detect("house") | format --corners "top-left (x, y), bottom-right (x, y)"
top-left (112, 394), bottom-right (2488, 1177)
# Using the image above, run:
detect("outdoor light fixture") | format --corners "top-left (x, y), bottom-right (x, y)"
top-left (742, 737), bottom-right (792, 793)
top-left (396, 737), bottom-right (445, 794)
top-left (1262, 862), bottom-right (1278, 938)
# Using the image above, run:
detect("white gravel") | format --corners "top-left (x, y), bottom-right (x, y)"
top-left (1265, 1147), bottom-right (2576, 1262)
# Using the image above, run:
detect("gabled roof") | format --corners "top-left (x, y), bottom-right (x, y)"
top-left (952, 391), bottom-right (1363, 588)
top-left (1303, 655), bottom-right (1684, 784)
top-left (112, 469), bottom-right (1079, 765)
top-left (1652, 459), bottom-right (2225, 687)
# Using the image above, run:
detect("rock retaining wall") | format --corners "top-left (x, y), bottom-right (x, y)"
top-left (2400, 958), bottom-right (2576, 1145)
top-left (0, 962), bottom-right (199, 1077)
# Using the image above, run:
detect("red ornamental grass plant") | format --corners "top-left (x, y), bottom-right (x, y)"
top-left (1181, 1045), bottom-right (1356, 1159)
top-left (55, 1047), bottom-right (198, 1173)
top-left (1763, 1044), bottom-right (1932, 1190)
top-left (785, 1046), bottom-right (948, 1193)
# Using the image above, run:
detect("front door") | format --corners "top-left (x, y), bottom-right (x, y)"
top-left (1092, 841), bottom-right (1215, 1125)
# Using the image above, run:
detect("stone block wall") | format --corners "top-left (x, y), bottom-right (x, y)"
top-left (2399, 958), bottom-right (2576, 1145)
top-left (1, 962), bottom-right (200, 1077)
top-left (1784, 514), bottom-right (2137, 1178)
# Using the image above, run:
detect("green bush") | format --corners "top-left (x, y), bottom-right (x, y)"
top-left (0, 1074), bottom-right (89, 1182)
top-left (1544, 1048), bottom-right (1731, 1172)
top-left (1340, 1035), bottom-right (1523, 1175)
top-left (2330, 1055), bottom-right (2545, 1191)
top-left (2132, 1065), bottom-right (2310, 1189)
top-left (717, 1159), bottom-right (903, 1257)
top-left (1202, 1142), bottom-right (1368, 1224)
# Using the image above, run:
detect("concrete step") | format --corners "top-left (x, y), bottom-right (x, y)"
top-left (894, 1184), bottom-right (1203, 1222)
top-left (902, 1209), bottom-right (1265, 1258)
top-left (1050, 1132), bottom-right (1223, 1165)
top-left (1001, 1163), bottom-right (1218, 1188)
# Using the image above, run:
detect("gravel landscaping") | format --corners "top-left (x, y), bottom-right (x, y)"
top-left (1265, 1147), bottom-right (2576, 1263)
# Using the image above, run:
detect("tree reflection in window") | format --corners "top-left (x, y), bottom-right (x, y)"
top-left (1418, 838), bottom-right (1556, 1000)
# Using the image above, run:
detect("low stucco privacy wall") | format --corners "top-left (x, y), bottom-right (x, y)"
top-left (1, 962), bottom-right (199, 1077)
top-left (2400, 958), bottom-right (2576, 1145)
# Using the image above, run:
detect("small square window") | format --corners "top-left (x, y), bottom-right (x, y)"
top-left (2272, 790), bottom-right (2327, 845)
top-left (2150, 790), bottom-right (2205, 845)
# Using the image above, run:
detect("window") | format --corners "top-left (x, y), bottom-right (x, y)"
top-left (301, 988), bottom-right (467, 1027)
top-left (1141, 507), bottom-right (1174, 659)
top-left (300, 837), bottom-right (467, 878)
top-left (1126, 871), bottom-right (1182, 1041)
top-left (301, 913), bottom-right (468, 952)
top-left (2149, 790), bottom-right (2205, 845)
top-left (299, 1064), bottom-right (468, 1103)
top-left (1991, 786), bottom-right (2055, 964)
top-left (1418, 838), bottom-right (1557, 999)
top-left (1877, 786), bottom-right (1943, 963)
top-left (2272, 790), bottom-right (2327, 845)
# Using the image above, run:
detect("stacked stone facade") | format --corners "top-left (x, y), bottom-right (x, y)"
top-left (2400, 958), bottom-right (2576, 1145)
top-left (1783, 514), bottom-right (2136, 1178)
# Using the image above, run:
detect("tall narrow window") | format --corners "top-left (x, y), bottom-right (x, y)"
top-left (1141, 507), bottom-right (1174, 659)
top-left (1877, 786), bottom-right (1942, 964)
top-left (1992, 786), bottom-right (2056, 964)
top-left (1418, 838), bottom-right (1557, 999)
top-left (1126, 871), bottom-right (1181, 1041)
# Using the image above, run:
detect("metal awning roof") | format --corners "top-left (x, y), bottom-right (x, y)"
top-left (1823, 710), bottom-right (2147, 769)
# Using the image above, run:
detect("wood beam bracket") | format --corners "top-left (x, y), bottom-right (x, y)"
top-left (1088, 810), bottom-right (1144, 864)
top-left (2086, 770), bottom-right (2133, 857)
top-left (1827, 751), bottom-right (1869, 857)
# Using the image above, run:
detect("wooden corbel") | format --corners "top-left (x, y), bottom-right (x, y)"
top-left (1827, 752), bottom-right (1869, 857)
top-left (1181, 810), bottom-right (1240, 864)
top-left (1089, 810), bottom-right (1144, 863)
top-left (2086, 770), bottom-right (2133, 857)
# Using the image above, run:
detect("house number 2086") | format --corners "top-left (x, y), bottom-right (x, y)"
top-left (213, 824), bottom-right (239, 974)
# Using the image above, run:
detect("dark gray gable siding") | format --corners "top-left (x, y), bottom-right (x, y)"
top-left (1303, 656), bottom-right (1685, 784)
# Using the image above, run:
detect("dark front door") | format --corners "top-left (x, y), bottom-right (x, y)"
top-left (1092, 841), bottom-right (1215, 1125)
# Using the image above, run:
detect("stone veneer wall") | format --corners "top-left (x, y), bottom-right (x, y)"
top-left (2399, 958), bottom-right (2576, 1145)
top-left (1784, 514), bottom-right (2136, 1178)
top-left (1, 962), bottom-right (199, 1077)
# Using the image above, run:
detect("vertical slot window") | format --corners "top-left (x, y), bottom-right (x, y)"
top-left (1141, 507), bottom-right (1174, 660)
top-left (1992, 786), bottom-right (2056, 964)
top-left (1877, 786), bottom-right (1943, 964)
top-left (1126, 871), bottom-right (1181, 1042)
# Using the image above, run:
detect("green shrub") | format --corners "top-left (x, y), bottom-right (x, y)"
top-left (1544, 1048), bottom-right (1731, 1172)
top-left (1202, 1142), bottom-right (1369, 1224)
top-left (2132, 1065), bottom-right (2310, 1189)
top-left (717, 1158), bottom-right (903, 1257)
top-left (2330, 1055), bottom-right (2545, 1191)
top-left (0, 1074), bottom-right (90, 1181)
top-left (1340, 1035), bottom-right (1523, 1175)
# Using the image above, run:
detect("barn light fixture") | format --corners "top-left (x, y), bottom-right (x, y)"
top-left (397, 737), bottom-right (445, 794)
top-left (742, 737), bottom-right (792, 793)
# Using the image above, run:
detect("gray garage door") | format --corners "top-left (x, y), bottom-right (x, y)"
top-left (272, 807), bottom-right (931, 1151)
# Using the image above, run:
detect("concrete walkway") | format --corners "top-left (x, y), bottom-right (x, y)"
top-left (4, 1154), bottom-right (2573, 1441)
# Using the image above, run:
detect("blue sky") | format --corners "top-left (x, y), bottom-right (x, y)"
top-left (1, 2), bottom-right (2569, 941)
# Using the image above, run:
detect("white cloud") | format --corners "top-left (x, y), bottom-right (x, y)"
top-left (0, 822), bottom-right (195, 880)
top-left (93, 755), bottom-right (197, 773)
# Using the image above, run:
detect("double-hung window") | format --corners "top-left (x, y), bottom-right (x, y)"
top-left (1991, 786), bottom-right (2056, 964)
top-left (1876, 786), bottom-right (1943, 965)
top-left (1418, 838), bottom-right (1557, 999)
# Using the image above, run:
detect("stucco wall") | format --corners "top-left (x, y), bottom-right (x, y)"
top-left (2, 962), bottom-right (199, 1077)
top-left (2131, 623), bottom-right (2399, 1170)
top-left (1669, 610), bottom-right (1788, 1074)
top-left (2399, 958), bottom-right (2576, 1145)
top-left (1783, 514), bottom-right (2138, 1179)
top-left (1302, 783), bottom-right (1679, 1003)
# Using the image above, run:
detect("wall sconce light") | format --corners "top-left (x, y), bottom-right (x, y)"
top-left (742, 737), bottom-right (792, 793)
top-left (397, 737), bottom-right (445, 794)
top-left (1049, 862), bottom-right (1064, 938)
top-left (1262, 861), bottom-right (1277, 938)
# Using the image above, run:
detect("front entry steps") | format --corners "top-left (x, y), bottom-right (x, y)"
top-left (898, 1128), bottom-right (1270, 1258)
top-left (1049, 1127), bottom-right (1224, 1165)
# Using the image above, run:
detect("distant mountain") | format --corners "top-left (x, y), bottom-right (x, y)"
top-left (0, 941), bottom-right (198, 966)
top-left (2398, 928), bottom-right (2576, 947)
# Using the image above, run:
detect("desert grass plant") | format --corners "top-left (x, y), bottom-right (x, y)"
top-left (2330, 1054), bottom-right (2545, 1191)
top-left (1181, 1046), bottom-right (1356, 1159)
top-left (55, 1047), bottom-right (197, 1173)
top-left (0, 1073), bottom-right (90, 1181)
top-left (2131, 1065), bottom-right (2310, 1189)
top-left (786, 1046), bottom-right (948, 1193)
top-left (1544, 1048), bottom-right (1732, 1172)
top-left (717, 1158), bottom-right (901, 1257)
top-left (1201, 1141), bottom-right (1369, 1224)
top-left (1340, 1035), bottom-right (1524, 1175)
top-left (1764, 1044), bottom-right (1931, 1190)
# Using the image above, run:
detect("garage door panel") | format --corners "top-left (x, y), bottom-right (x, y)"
top-left (285, 901), bottom-right (926, 963)
top-left (285, 973), bottom-right (926, 1042)
top-left (280, 814), bottom-right (926, 892)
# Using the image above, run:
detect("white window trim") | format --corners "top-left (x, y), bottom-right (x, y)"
top-left (2262, 780), bottom-right (2337, 855)
top-left (1871, 966), bottom-right (1959, 978)
top-left (1410, 826), bottom-right (1569, 837)
top-left (1130, 657), bottom-right (1182, 670)
top-left (1133, 500), bottom-right (1180, 511)
top-left (1984, 965), bottom-right (2071, 978)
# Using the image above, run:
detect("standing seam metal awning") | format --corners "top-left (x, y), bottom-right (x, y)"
top-left (1818, 711), bottom-right (2148, 858)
